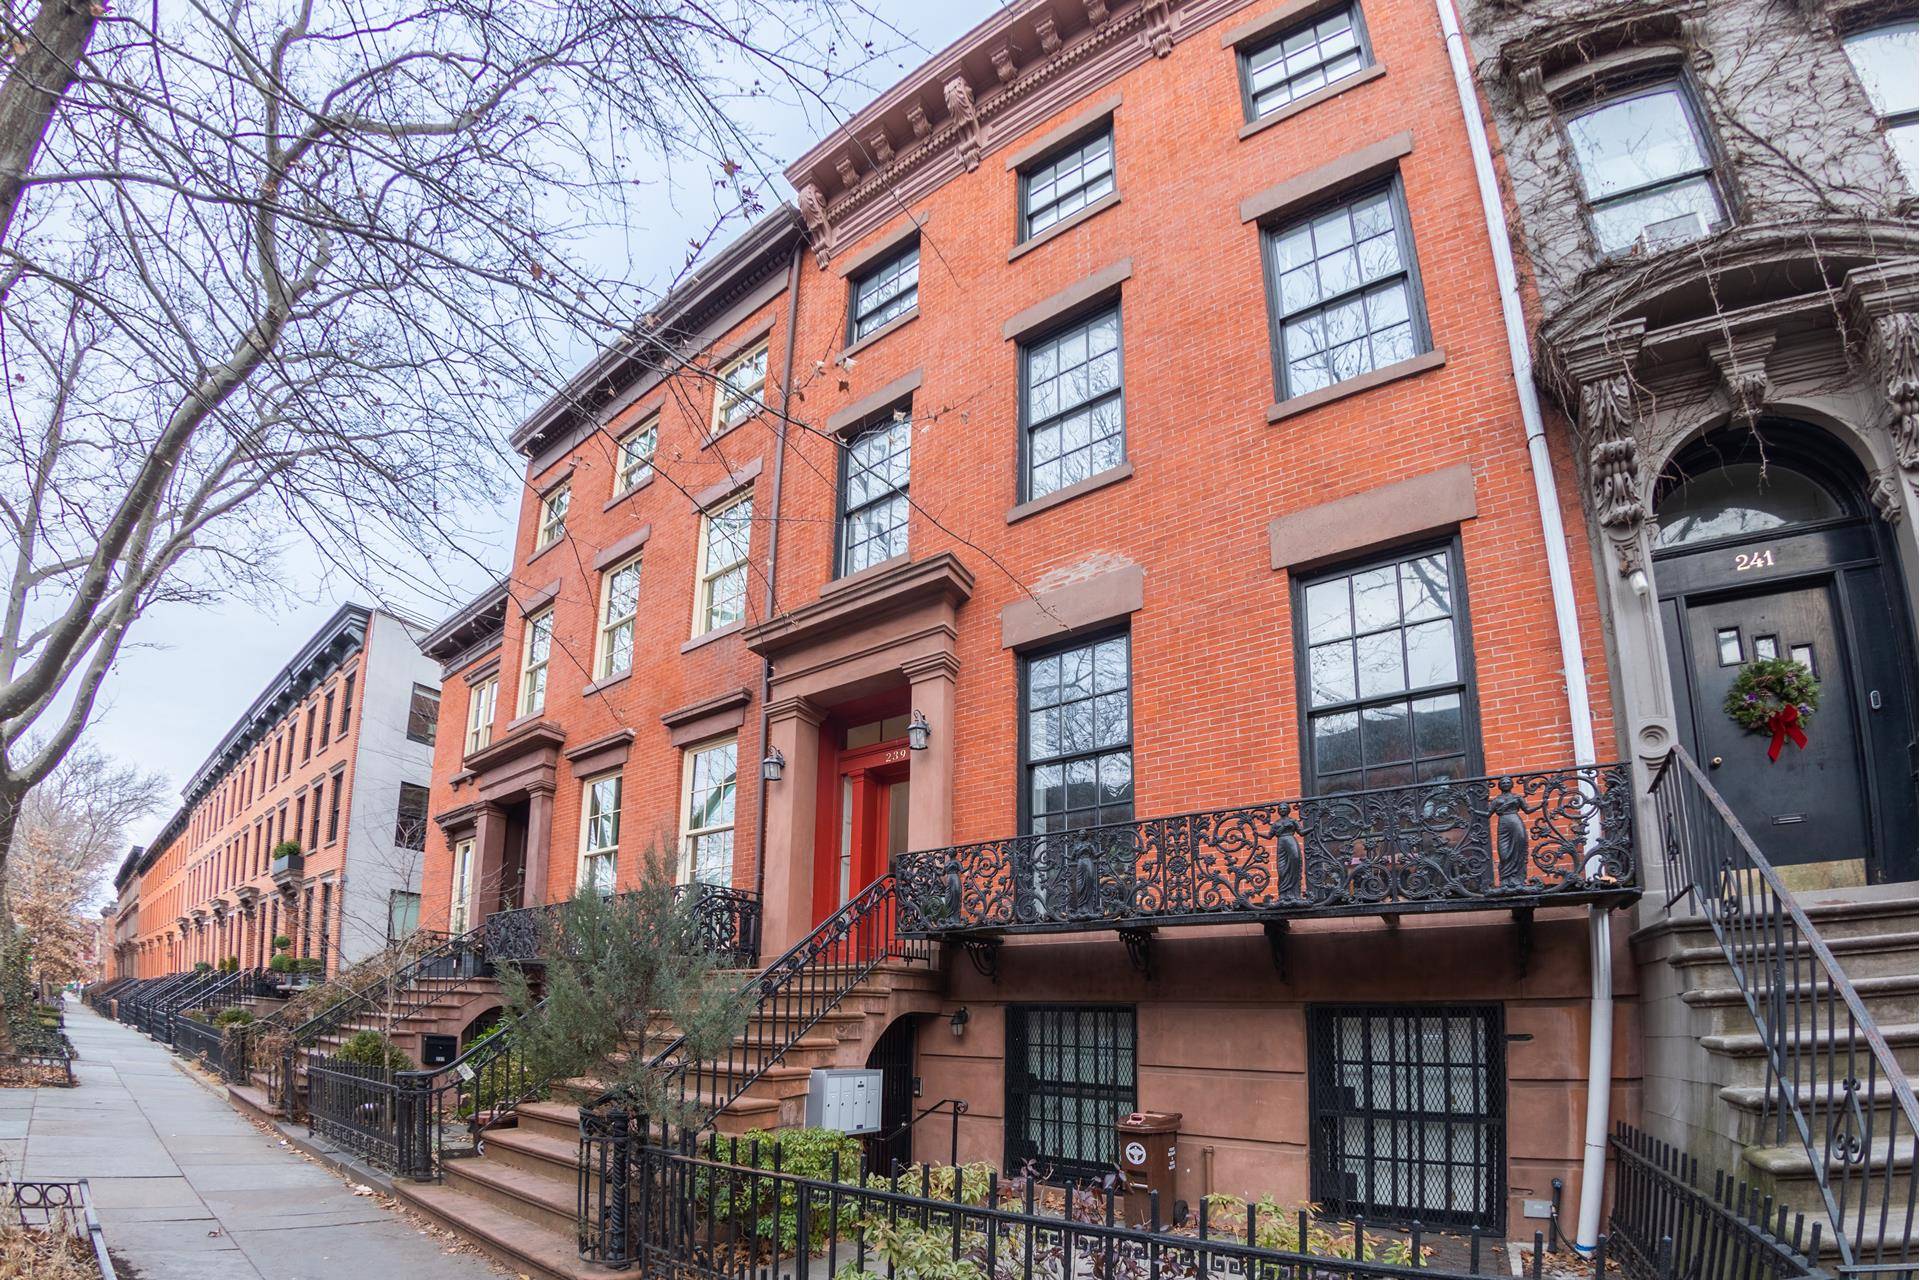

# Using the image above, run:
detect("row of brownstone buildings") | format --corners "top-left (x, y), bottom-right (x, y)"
top-left (104, 0), bottom-right (1916, 1270)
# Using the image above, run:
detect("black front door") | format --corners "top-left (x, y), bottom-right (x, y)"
top-left (1679, 583), bottom-right (1870, 866)
top-left (865, 1016), bottom-right (916, 1172)
top-left (1653, 424), bottom-right (1917, 885)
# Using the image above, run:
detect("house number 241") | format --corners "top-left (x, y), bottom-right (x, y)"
top-left (1734, 547), bottom-right (1777, 572)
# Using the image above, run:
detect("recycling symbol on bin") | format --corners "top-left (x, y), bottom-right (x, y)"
top-left (1123, 1141), bottom-right (1147, 1166)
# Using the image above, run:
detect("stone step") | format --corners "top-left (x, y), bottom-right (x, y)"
top-left (1681, 973), bottom-right (1919, 1035)
top-left (481, 1125), bottom-right (583, 1182)
top-left (1671, 931), bottom-right (1919, 987)
top-left (1663, 898), bottom-right (1920, 944)
top-left (515, 1099), bottom-right (586, 1146)
top-left (1742, 1131), bottom-right (1917, 1221)
top-left (394, 1181), bottom-right (598, 1280)
top-left (1719, 1076), bottom-right (1920, 1147)
top-left (445, 1151), bottom-right (578, 1238)
top-left (1702, 1023), bottom-right (1919, 1088)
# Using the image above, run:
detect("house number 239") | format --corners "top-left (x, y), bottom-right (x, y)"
top-left (1734, 548), bottom-right (1776, 572)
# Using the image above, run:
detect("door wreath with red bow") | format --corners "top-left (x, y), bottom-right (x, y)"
top-left (1723, 657), bottom-right (1822, 762)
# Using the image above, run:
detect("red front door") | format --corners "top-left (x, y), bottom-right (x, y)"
top-left (813, 737), bottom-right (911, 929)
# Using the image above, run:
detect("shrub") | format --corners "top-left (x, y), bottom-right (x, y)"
top-left (335, 1030), bottom-right (412, 1072)
top-left (194, 961), bottom-right (212, 973)
top-left (698, 1127), bottom-right (867, 1253)
top-left (294, 957), bottom-right (326, 975)
top-left (453, 1023), bottom-right (542, 1120)
top-left (267, 953), bottom-right (293, 973)
top-left (213, 1008), bottom-right (254, 1028)
top-left (271, 840), bottom-right (302, 863)
top-left (1200, 1195), bottom-right (1417, 1265)
top-left (272, 935), bottom-right (292, 950)
top-left (219, 956), bottom-right (239, 973)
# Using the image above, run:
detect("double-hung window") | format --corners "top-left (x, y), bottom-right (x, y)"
top-left (616, 422), bottom-right (658, 495)
top-left (1241, 4), bottom-right (1370, 120)
top-left (1021, 128), bottom-right (1114, 239)
top-left (1844, 21), bottom-right (1918, 189)
top-left (394, 782), bottom-right (429, 851)
top-left (1563, 80), bottom-right (1725, 254)
top-left (712, 343), bottom-right (769, 434)
top-left (1267, 183), bottom-right (1427, 398)
top-left (405, 684), bottom-right (439, 744)
top-left (679, 739), bottom-right (737, 885)
top-left (520, 608), bottom-right (554, 715)
top-left (598, 555), bottom-right (642, 679)
top-left (579, 773), bottom-right (621, 896)
top-left (695, 494), bottom-right (753, 636)
top-left (1297, 544), bottom-right (1477, 794)
top-left (1023, 632), bottom-right (1133, 833)
top-left (850, 243), bottom-right (919, 341)
top-left (466, 676), bottom-right (497, 755)
top-left (1022, 308), bottom-right (1124, 501)
top-left (838, 414), bottom-right (911, 576)
top-left (537, 482), bottom-right (570, 550)
top-left (448, 838), bottom-right (475, 934)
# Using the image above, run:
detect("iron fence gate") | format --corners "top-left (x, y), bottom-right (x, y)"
top-left (1309, 1003), bottom-right (1506, 1233)
top-left (1004, 1003), bottom-right (1137, 1183)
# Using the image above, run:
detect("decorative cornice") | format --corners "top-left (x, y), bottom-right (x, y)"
top-left (789, 0), bottom-right (1255, 264)
top-left (744, 553), bottom-right (977, 661)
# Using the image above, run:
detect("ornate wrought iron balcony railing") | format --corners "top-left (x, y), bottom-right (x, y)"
top-left (480, 882), bottom-right (762, 968)
top-left (892, 763), bottom-right (1636, 938)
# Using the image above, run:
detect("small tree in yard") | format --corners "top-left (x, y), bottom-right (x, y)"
top-left (498, 844), bottom-right (748, 1125)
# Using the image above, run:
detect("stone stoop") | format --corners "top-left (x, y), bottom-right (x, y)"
top-left (391, 954), bottom-right (944, 1280)
top-left (1654, 893), bottom-right (1919, 1255)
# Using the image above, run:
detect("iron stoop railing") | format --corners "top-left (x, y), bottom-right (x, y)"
top-left (1650, 747), bottom-right (1918, 1277)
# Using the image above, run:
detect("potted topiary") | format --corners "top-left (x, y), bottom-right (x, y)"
top-left (194, 960), bottom-right (213, 974)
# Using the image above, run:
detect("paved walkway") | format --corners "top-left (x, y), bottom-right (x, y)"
top-left (3, 1000), bottom-right (504, 1280)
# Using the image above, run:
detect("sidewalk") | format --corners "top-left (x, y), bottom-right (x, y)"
top-left (4, 1000), bottom-right (504, 1280)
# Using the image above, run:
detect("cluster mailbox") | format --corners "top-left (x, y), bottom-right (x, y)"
top-left (804, 1068), bottom-right (883, 1134)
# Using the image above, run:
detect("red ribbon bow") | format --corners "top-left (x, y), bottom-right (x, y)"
top-left (1766, 703), bottom-right (1808, 762)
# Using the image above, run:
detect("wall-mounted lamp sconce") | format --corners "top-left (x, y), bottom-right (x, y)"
top-left (949, 1006), bottom-right (970, 1039)
top-left (907, 710), bottom-right (932, 752)
top-left (760, 747), bottom-right (786, 782)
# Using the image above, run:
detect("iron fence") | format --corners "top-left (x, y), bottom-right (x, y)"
top-left (577, 1117), bottom-right (1617, 1278)
top-left (1609, 1124), bottom-right (1824, 1280)
top-left (306, 1054), bottom-right (405, 1171)
top-left (1649, 749), bottom-right (1918, 1277)
top-left (483, 882), bottom-right (763, 969)
top-left (4, 1177), bottom-right (116, 1279)
top-left (893, 764), bottom-right (1636, 937)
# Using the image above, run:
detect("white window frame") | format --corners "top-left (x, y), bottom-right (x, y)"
top-left (710, 342), bottom-right (769, 435)
top-left (616, 420), bottom-right (658, 495)
top-left (520, 608), bottom-right (554, 716)
top-left (596, 554), bottom-right (643, 679)
top-left (537, 482), bottom-right (570, 549)
top-left (449, 840), bottom-right (476, 932)
top-left (678, 737), bottom-right (737, 886)
top-left (466, 676), bottom-right (497, 755)
top-left (693, 492), bottom-right (753, 637)
top-left (579, 772), bottom-right (621, 896)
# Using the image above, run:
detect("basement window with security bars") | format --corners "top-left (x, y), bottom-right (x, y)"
top-left (1005, 1004), bottom-right (1137, 1183)
top-left (1308, 1004), bottom-right (1505, 1232)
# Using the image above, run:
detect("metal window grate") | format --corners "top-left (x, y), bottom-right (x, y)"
top-left (1005, 1004), bottom-right (1136, 1183)
top-left (1308, 1003), bottom-right (1505, 1233)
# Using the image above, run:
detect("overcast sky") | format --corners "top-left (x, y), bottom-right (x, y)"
top-left (92, 1), bottom-right (1000, 867)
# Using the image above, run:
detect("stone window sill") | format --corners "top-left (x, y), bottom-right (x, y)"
top-left (837, 308), bottom-right (919, 362)
top-left (526, 536), bottom-right (565, 567)
top-left (581, 669), bottom-right (631, 697)
top-left (681, 620), bottom-right (744, 654)
top-left (1006, 461), bottom-right (1135, 525)
top-left (603, 473), bottom-right (655, 512)
top-left (1009, 191), bottom-right (1122, 263)
top-left (1266, 349), bottom-right (1446, 423)
top-left (1238, 64), bottom-right (1386, 141)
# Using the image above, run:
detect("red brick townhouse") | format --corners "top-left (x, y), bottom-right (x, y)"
top-left (417, 0), bottom-right (1645, 1239)
top-left (126, 604), bottom-right (443, 981)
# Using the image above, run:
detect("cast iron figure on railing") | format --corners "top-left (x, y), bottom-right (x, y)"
top-left (1649, 747), bottom-right (1917, 1279)
top-left (483, 882), bottom-right (762, 969)
top-left (894, 763), bottom-right (1636, 936)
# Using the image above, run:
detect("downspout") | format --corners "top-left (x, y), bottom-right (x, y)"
top-left (1431, 0), bottom-right (1613, 1254)
top-left (753, 233), bottom-right (806, 923)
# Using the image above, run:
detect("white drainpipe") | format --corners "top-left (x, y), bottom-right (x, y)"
top-left (1430, 0), bottom-right (1614, 1254)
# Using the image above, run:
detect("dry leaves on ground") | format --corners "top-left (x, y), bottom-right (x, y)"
top-left (0, 1218), bottom-right (100, 1280)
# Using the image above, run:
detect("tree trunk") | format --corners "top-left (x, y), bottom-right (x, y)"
top-left (0, 0), bottom-right (99, 253)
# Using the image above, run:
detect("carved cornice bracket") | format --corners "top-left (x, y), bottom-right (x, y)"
top-left (1558, 323), bottom-right (1651, 564)
top-left (1843, 262), bottom-right (1918, 479)
top-left (1706, 329), bottom-right (1777, 428)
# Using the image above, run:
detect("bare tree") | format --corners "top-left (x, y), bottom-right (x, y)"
top-left (0, 0), bottom-right (895, 888)
top-left (5, 741), bottom-right (164, 991)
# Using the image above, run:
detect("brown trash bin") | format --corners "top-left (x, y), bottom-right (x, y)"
top-left (1114, 1111), bottom-right (1181, 1227)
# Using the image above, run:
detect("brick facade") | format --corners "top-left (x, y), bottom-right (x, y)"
top-left (418, 0), bottom-right (1643, 1233)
